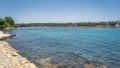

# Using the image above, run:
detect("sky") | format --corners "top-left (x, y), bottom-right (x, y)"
top-left (0, 0), bottom-right (120, 23)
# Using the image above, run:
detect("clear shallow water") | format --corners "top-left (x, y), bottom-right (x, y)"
top-left (8, 27), bottom-right (120, 68)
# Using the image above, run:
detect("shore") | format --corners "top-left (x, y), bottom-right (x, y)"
top-left (0, 31), bottom-right (38, 68)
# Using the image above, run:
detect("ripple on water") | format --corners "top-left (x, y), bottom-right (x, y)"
top-left (8, 27), bottom-right (120, 68)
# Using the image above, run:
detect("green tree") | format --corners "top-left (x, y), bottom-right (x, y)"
top-left (0, 18), bottom-right (9, 29)
top-left (5, 16), bottom-right (15, 27)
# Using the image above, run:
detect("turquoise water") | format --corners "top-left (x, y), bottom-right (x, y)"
top-left (8, 27), bottom-right (120, 68)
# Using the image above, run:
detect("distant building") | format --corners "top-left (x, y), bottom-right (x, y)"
top-left (115, 20), bottom-right (120, 26)
top-left (115, 24), bottom-right (119, 26)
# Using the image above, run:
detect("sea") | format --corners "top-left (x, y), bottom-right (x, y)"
top-left (7, 27), bottom-right (120, 68)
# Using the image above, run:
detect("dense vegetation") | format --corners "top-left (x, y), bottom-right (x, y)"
top-left (1, 16), bottom-right (119, 28)
top-left (17, 21), bottom-right (120, 27)
top-left (0, 16), bottom-right (15, 29)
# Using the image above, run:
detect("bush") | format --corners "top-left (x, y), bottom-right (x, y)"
top-left (0, 18), bottom-right (9, 29)
top-left (5, 16), bottom-right (15, 27)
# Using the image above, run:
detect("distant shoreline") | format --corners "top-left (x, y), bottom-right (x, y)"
top-left (16, 26), bottom-right (120, 28)
top-left (16, 22), bottom-right (120, 27)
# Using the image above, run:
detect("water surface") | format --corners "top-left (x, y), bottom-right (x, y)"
top-left (8, 27), bottom-right (120, 68)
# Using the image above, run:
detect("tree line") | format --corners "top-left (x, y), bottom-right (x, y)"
top-left (1, 16), bottom-right (119, 28)
top-left (17, 21), bottom-right (120, 27)
top-left (0, 16), bottom-right (16, 29)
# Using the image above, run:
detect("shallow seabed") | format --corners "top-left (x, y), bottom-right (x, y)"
top-left (8, 27), bottom-right (120, 68)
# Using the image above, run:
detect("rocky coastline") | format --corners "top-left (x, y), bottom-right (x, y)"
top-left (0, 31), bottom-right (38, 68)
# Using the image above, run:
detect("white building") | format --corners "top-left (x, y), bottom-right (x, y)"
top-left (115, 24), bottom-right (119, 26)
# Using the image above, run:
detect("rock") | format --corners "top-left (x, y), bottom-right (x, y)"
top-left (0, 41), bottom-right (38, 68)
top-left (21, 58), bottom-right (29, 64)
top-left (0, 31), bottom-right (16, 40)
top-left (0, 65), bottom-right (4, 68)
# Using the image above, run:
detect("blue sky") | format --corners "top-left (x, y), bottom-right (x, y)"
top-left (0, 0), bottom-right (120, 23)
